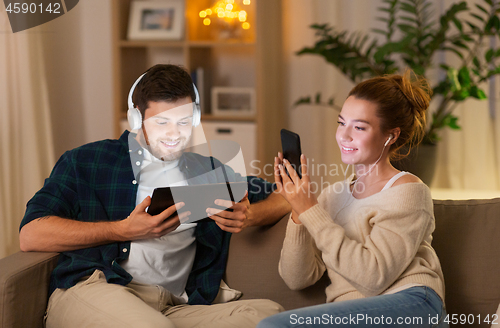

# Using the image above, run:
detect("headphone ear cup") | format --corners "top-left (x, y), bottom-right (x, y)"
top-left (127, 107), bottom-right (142, 130)
top-left (192, 103), bottom-right (201, 127)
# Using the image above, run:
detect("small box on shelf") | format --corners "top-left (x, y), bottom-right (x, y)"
top-left (211, 87), bottom-right (255, 117)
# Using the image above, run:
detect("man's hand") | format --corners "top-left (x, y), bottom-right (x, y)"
top-left (117, 196), bottom-right (190, 240)
top-left (206, 192), bottom-right (252, 233)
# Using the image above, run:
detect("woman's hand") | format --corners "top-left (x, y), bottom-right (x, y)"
top-left (274, 153), bottom-right (318, 223)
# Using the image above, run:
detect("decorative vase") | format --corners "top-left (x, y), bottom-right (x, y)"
top-left (392, 144), bottom-right (438, 186)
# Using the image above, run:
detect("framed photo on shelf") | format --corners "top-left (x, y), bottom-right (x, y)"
top-left (211, 87), bottom-right (256, 117)
top-left (127, 0), bottom-right (184, 40)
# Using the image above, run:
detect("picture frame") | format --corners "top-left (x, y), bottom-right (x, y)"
top-left (211, 87), bottom-right (256, 117)
top-left (127, 0), bottom-right (185, 40)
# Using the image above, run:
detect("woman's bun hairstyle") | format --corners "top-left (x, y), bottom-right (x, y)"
top-left (348, 68), bottom-right (432, 160)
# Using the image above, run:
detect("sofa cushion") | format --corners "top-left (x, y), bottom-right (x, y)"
top-left (433, 198), bottom-right (500, 324)
top-left (225, 215), bottom-right (329, 310)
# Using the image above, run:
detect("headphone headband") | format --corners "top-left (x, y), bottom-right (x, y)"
top-left (127, 71), bottom-right (201, 130)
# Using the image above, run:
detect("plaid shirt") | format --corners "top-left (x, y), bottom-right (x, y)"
top-left (21, 131), bottom-right (273, 305)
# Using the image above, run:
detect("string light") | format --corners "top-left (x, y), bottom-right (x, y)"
top-left (199, 0), bottom-right (251, 30)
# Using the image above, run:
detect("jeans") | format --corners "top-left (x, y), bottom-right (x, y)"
top-left (257, 286), bottom-right (448, 328)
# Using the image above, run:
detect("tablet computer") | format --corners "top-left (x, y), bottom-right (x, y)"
top-left (147, 181), bottom-right (248, 224)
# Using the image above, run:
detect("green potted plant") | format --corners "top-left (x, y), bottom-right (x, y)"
top-left (294, 0), bottom-right (500, 183)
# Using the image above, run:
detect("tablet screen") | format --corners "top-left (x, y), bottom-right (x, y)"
top-left (147, 181), bottom-right (248, 224)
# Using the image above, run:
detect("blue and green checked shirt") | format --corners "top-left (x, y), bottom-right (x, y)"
top-left (21, 130), bottom-right (274, 305)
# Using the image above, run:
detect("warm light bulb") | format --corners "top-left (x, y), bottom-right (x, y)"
top-left (227, 0), bottom-right (234, 4)
top-left (218, 11), bottom-right (225, 18)
top-left (226, 4), bottom-right (233, 10)
top-left (206, 9), bottom-right (212, 15)
top-left (242, 22), bottom-right (250, 29)
top-left (199, 11), bottom-right (207, 18)
top-left (243, 0), bottom-right (250, 5)
top-left (238, 11), bottom-right (247, 22)
top-left (203, 18), bottom-right (211, 25)
top-left (217, 7), bottom-right (224, 13)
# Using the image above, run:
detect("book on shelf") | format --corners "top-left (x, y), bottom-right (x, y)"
top-left (191, 67), bottom-right (209, 114)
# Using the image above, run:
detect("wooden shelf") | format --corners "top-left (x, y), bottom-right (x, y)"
top-left (188, 40), bottom-right (255, 47)
top-left (119, 40), bottom-right (255, 49)
top-left (119, 40), bottom-right (185, 48)
top-left (201, 115), bottom-right (255, 122)
top-left (112, 0), bottom-right (285, 176)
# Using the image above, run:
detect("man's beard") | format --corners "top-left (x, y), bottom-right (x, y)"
top-left (148, 137), bottom-right (189, 162)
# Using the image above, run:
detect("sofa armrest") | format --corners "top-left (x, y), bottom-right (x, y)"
top-left (0, 251), bottom-right (59, 328)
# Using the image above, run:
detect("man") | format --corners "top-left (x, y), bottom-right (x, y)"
top-left (20, 64), bottom-right (291, 328)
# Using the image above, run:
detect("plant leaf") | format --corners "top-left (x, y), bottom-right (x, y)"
top-left (475, 4), bottom-right (489, 14)
top-left (452, 17), bottom-right (463, 32)
top-left (465, 21), bottom-right (480, 32)
top-left (447, 68), bottom-right (461, 92)
top-left (473, 56), bottom-right (481, 68)
top-left (372, 28), bottom-right (388, 36)
top-left (443, 114), bottom-right (461, 130)
top-left (400, 2), bottom-right (417, 14)
top-left (442, 46), bottom-right (464, 59)
top-left (398, 24), bottom-right (416, 34)
top-left (470, 86), bottom-right (488, 99)
top-left (315, 93), bottom-right (322, 104)
top-left (486, 49), bottom-right (494, 62)
top-left (458, 67), bottom-right (471, 87)
top-left (470, 13), bottom-right (485, 22)
top-left (452, 40), bottom-right (469, 49)
top-left (294, 96), bottom-right (311, 107)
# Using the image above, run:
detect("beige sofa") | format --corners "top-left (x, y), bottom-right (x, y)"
top-left (1, 198), bottom-right (500, 328)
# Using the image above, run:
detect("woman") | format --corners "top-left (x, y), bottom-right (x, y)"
top-left (258, 70), bottom-right (447, 327)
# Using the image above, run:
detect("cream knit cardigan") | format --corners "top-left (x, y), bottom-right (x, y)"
top-left (279, 180), bottom-right (445, 303)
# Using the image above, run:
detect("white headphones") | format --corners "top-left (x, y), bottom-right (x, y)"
top-left (384, 134), bottom-right (393, 147)
top-left (127, 72), bottom-right (201, 130)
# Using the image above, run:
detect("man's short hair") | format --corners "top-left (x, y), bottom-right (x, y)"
top-left (132, 64), bottom-right (196, 117)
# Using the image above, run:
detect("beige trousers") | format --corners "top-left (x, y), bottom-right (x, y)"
top-left (45, 270), bottom-right (283, 328)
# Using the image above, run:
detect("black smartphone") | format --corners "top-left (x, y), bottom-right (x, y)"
top-left (280, 129), bottom-right (302, 178)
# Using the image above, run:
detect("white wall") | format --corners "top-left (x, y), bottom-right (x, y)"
top-left (40, 0), bottom-right (113, 160)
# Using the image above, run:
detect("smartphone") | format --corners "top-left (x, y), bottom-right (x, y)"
top-left (280, 129), bottom-right (302, 178)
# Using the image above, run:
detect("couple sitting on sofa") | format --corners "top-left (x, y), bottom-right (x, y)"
top-left (20, 64), bottom-right (447, 328)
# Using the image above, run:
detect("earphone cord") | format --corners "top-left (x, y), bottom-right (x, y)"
top-left (341, 143), bottom-right (388, 210)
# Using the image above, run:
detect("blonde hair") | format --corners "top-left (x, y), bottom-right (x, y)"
top-left (348, 69), bottom-right (431, 160)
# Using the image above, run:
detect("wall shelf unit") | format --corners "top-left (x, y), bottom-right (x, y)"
top-left (112, 0), bottom-right (285, 177)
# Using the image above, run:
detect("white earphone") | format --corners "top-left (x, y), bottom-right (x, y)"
top-left (127, 72), bottom-right (201, 130)
top-left (384, 134), bottom-right (394, 147)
